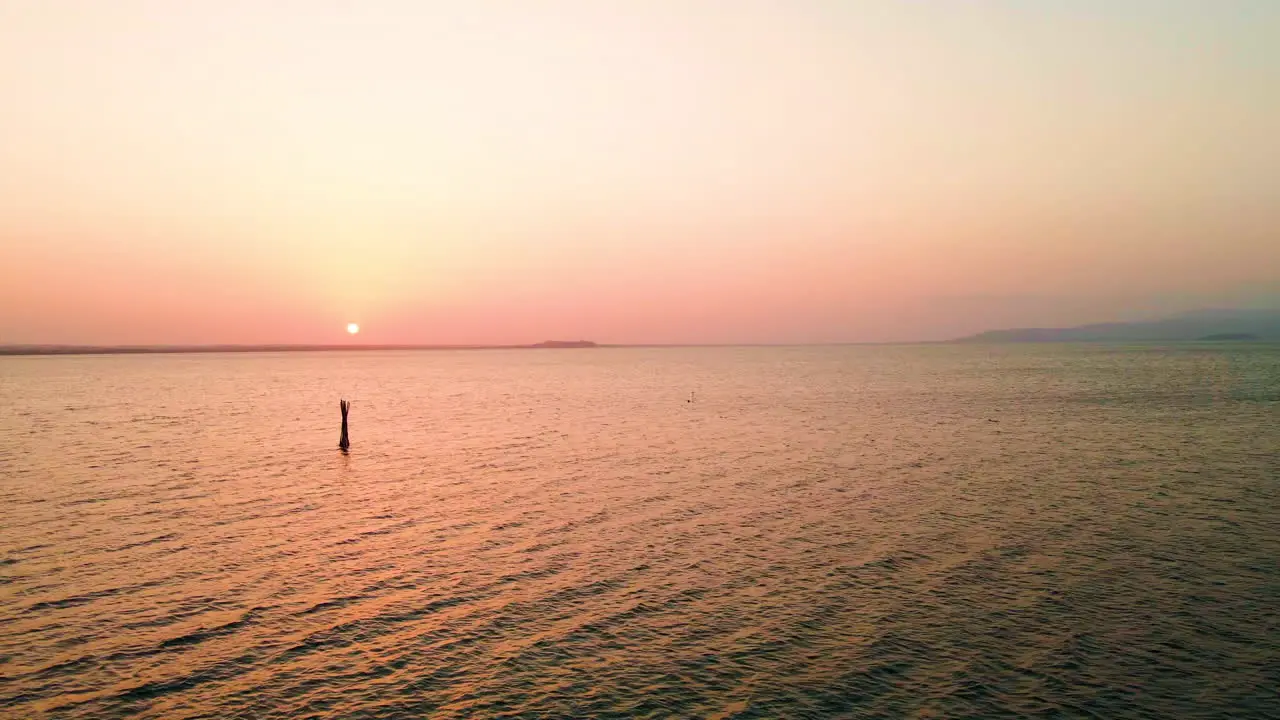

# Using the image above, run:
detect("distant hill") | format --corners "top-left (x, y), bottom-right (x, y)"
top-left (1198, 333), bottom-right (1260, 341)
top-left (953, 309), bottom-right (1280, 343)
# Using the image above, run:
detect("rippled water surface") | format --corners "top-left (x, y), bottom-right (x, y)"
top-left (2, 345), bottom-right (1278, 718)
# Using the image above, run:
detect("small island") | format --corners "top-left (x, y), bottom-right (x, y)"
top-left (531, 340), bottom-right (598, 349)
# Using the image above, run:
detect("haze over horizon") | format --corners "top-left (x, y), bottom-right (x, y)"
top-left (3, 1), bottom-right (1278, 346)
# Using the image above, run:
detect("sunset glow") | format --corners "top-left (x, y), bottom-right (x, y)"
top-left (1, 1), bottom-right (1277, 346)
top-left (2, 6), bottom-right (1277, 713)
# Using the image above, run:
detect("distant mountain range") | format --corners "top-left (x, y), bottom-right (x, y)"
top-left (953, 309), bottom-right (1280, 343)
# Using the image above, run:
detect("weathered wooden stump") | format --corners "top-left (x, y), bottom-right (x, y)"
top-left (338, 399), bottom-right (351, 451)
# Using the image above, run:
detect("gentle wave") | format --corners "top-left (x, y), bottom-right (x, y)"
top-left (1, 344), bottom-right (1277, 718)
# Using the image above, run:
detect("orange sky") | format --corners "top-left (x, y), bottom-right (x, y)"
top-left (2, 1), bottom-right (1277, 345)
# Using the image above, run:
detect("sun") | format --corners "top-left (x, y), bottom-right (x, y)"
top-left (347, 323), bottom-right (360, 335)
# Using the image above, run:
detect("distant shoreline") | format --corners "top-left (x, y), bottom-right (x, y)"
top-left (0, 341), bottom-right (602, 356)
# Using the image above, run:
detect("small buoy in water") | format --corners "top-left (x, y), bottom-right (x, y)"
top-left (687, 391), bottom-right (695, 404)
top-left (338, 399), bottom-right (351, 452)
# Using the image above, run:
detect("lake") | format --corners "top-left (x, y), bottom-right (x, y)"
top-left (1, 344), bottom-right (1277, 718)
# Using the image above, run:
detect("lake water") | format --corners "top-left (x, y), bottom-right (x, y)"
top-left (1, 345), bottom-right (1277, 718)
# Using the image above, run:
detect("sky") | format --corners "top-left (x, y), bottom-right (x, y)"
top-left (1, 0), bottom-right (1277, 345)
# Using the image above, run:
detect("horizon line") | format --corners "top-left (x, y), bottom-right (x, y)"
top-left (0, 341), bottom-right (946, 356)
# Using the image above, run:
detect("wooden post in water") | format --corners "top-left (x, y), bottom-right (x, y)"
top-left (338, 399), bottom-right (351, 451)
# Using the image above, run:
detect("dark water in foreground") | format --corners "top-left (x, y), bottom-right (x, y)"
top-left (1, 344), bottom-right (1277, 718)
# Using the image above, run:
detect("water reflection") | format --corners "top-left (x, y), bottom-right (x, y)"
top-left (1, 345), bottom-right (1277, 718)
